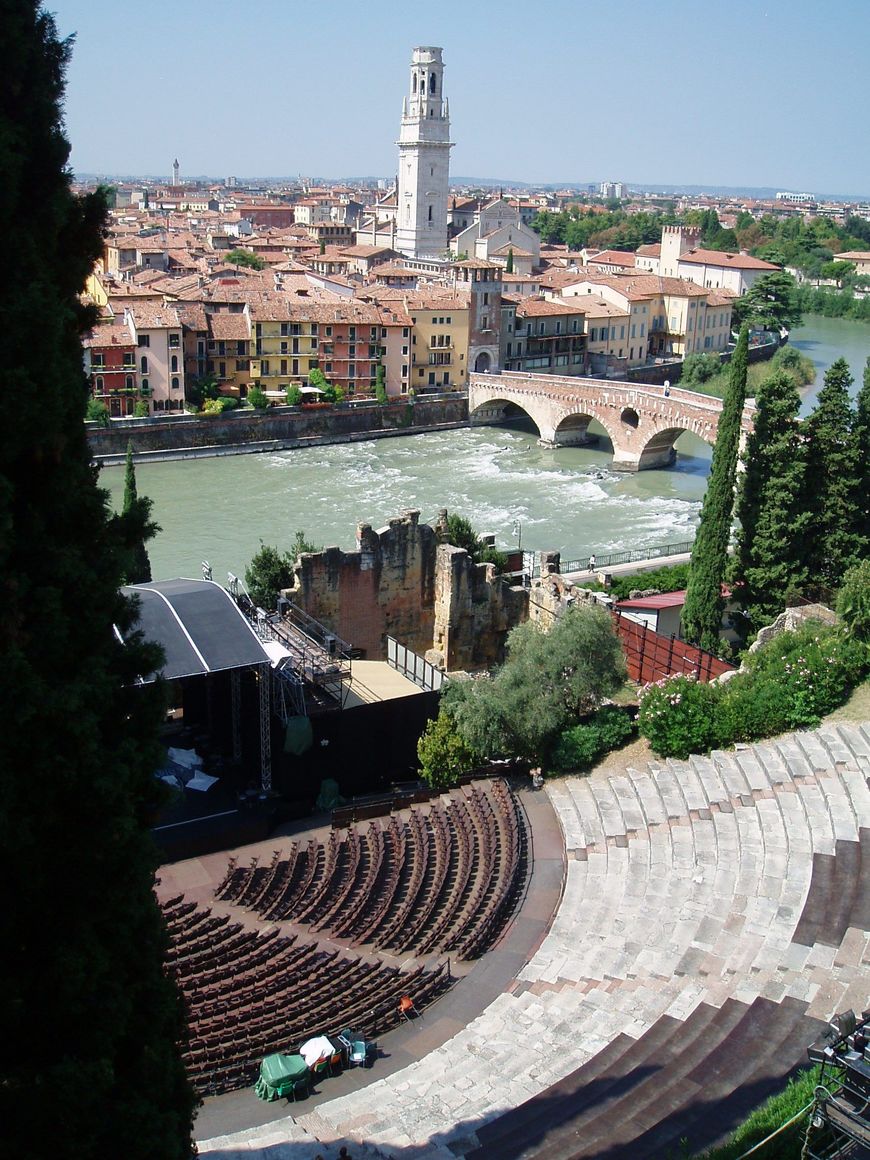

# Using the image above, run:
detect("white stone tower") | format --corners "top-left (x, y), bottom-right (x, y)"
top-left (395, 47), bottom-right (452, 258)
top-left (172, 158), bottom-right (180, 186)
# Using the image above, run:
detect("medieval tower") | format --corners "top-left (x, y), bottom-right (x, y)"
top-left (395, 47), bottom-right (452, 258)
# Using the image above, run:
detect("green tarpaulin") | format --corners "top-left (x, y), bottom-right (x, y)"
top-left (284, 715), bottom-right (313, 756)
top-left (254, 1052), bottom-right (309, 1101)
top-left (315, 777), bottom-right (343, 811)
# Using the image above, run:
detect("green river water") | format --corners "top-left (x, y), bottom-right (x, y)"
top-left (101, 315), bottom-right (870, 585)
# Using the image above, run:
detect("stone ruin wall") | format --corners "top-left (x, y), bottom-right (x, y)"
top-left (428, 544), bottom-right (528, 672)
top-left (286, 510), bottom-right (438, 660)
top-left (284, 514), bottom-right (596, 671)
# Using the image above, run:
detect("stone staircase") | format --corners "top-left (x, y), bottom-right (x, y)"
top-left (198, 722), bottom-right (870, 1160)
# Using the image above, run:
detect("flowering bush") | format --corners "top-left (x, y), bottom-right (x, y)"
top-left (637, 674), bottom-right (723, 758)
top-left (726, 622), bottom-right (866, 733)
top-left (639, 622), bottom-right (868, 758)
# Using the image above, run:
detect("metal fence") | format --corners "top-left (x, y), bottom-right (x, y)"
top-left (386, 636), bottom-right (444, 692)
top-left (536, 539), bottom-right (695, 577)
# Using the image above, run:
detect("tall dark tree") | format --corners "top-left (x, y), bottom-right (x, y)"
top-left (682, 326), bottom-right (749, 651)
top-left (853, 357), bottom-right (870, 547)
top-left (118, 440), bottom-right (158, 584)
top-left (0, 5), bottom-right (197, 1158)
top-left (734, 270), bottom-right (802, 332)
top-left (801, 358), bottom-right (862, 589)
top-left (733, 370), bottom-right (809, 634)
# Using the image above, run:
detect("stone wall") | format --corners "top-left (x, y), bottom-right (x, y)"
top-left (429, 544), bottom-right (527, 671)
top-left (286, 510), bottom-right (438, 660)
top-left (86, 396), bottom-right (468, 462)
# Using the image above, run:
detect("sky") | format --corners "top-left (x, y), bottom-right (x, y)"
top-left (50, 0), bottom-right (870, 195)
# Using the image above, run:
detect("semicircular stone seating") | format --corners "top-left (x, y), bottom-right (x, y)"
top-left (245, 722), bottom-right (870, 1160)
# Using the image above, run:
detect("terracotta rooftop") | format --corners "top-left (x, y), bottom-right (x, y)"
top-left (678, 248), bottom-right (778, 271)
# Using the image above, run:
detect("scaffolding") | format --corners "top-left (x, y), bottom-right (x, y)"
top-left (230, 580), bottom-right (353, 714)
top-left (804, 1010), bottom-right (870, 1160)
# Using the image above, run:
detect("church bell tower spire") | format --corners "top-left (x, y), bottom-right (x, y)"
top-left (395, 46), bottom-right (452, 258)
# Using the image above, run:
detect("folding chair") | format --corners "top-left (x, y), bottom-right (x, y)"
top-left (397, 994), bottom-right (420, 1021)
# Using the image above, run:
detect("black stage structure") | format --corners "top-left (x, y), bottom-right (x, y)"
top-left (119, 578), bottom-right (439, 861)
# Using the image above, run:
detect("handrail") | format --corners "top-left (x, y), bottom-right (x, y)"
top-left (532, 539), bottom-right (694, 577)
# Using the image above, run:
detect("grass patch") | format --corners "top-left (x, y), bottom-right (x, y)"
top-left (824, 675), bottom-right (870, 723)
top-left (694, 1066), bottom-right (819, 1159)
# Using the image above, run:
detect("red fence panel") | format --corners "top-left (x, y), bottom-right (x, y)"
top-left (612, 612), bottom-right (734, 685)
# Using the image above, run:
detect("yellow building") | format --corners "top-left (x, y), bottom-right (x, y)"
top-left (248, 299), bottom-right (319, 399)
top-left (402, 290), bottom-right (469, 391)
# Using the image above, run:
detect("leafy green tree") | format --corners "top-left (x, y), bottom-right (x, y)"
top-left (681, 352), bottom-right (721, 386)
top-left (443, 513), bottom-right (508, 573)
top-left (505, 248), bottom-right (514, 274)
top-left (244, 532), bottom-right (318, 609)
top-left (224, 247), bottom-right (265, 270)
top-left (734, 270), bottom-right (802, 332)
top-left (244, 542), bottom-right (295, 609)
top-left (117, 440), bottom-right (159, 584)
top-left (819, 259), bottom-right (855, 287)
top-left (801, 358), bottom-right (863, 588)
top-left (837, 559), bottom-right (870, 646)
top-left (85, 397), bottom-right (109, 424)
top-left (447, 605), bottom-right (626, 767)
top-left (374, 363), bottom-right (387, 403)
top-left (417, 707), bottom-right (478, 788)
top-left (133, 398), bottom-right (150, 417)
top-left (248, 386), bottom-right (268, 410)
top-left (682, 326), bottom-right (749, 651)
top-left (733, 371), bottom-right (809, 634)
top-left (286, 384), bottom-right (303, 405)
top-left (186, 373), bottom-right (220, 411)
top-left (0, 5), bottom-right (197, 1156)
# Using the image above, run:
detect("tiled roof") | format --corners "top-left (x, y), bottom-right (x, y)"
top-left (516, 296), bottom-right (587, 318)
top-left (208, 312), bottom-right (251, 339)
top-left (677, 248), bottom-right (778, 271)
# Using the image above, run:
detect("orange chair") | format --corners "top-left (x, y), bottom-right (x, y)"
top-left (397, 995), bottom-right (420, 1022)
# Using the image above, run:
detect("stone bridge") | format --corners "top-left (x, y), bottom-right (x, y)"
top-left (468, 371), bottom-right (755, 471)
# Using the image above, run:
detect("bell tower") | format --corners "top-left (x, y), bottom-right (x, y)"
top-left (395, 46), bottom-right (452, 258)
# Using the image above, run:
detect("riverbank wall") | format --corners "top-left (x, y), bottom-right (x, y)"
top-left (87, 395), bottom-right (469, 465)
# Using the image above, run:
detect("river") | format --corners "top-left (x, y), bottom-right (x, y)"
top-left (101, 316), bottom-right (870, 585)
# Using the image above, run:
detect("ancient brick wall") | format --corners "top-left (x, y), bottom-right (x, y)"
top-left (429, 544), bottom-right (528, 671)
top-left (286, 510), bottom-right (438, 660)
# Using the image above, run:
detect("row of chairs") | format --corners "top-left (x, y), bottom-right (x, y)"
top-left (213, 780), bottom-right (527, 961)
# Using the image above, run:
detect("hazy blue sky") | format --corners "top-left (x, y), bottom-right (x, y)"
top-left (50, 0), bottom-right (869, 194)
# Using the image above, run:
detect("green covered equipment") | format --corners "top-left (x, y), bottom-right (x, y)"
top-left (254, 1052), bottom-right (310, 1101)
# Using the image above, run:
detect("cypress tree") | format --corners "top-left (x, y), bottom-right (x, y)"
top-left (0, 5), bottom-right (197, 1158)
top-left (682, 325), bottom-right (749, 651)
top-left (119, 439), bottom-right (158, 584)
top-left (801, 357), bottom-right (861, 590)
top-left (852, 357), bottom-right (870, 548)
top-left (733, 370), bottom-right (809, 635)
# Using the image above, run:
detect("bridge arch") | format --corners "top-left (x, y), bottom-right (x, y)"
top-left (637, 425), bottom-right (696, 470)
top-left (552, 411), bottom-right (615, 452)
top-left (469, 397), bottom-right (542, 437)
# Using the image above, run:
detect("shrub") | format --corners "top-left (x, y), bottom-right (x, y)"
top-left (837, 559), bottom-right (870, 644)
top-left (681, 352), bottom-right (721, 385)
top-left (286, 385), bottom-right (303, 406)
top-left (549, 706), bottom-right (636, 773)
top-left (85, 398), bottom-right (109, 425)
top-left (770, 343), bottom-right (816, 386)
top-left (417, 707), bottom-right (478, 789)
top-left (133, 400), bottom-right (150, 418)
top-left (202, 396), bottom-right (238, 414)
top-left (609, 562), bottom-right (691, 601)
top-left (248, 387), bottom-right (268, 410)
top-left (733, 621), bottom-right (867, 729)
top-left (638, 674), bottom-right (723, 758)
